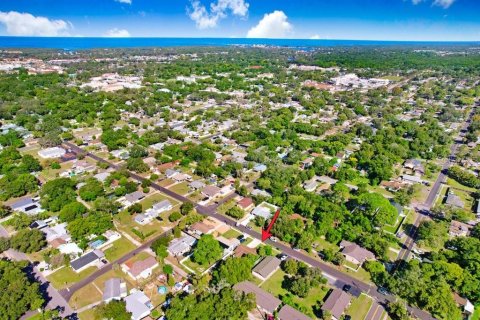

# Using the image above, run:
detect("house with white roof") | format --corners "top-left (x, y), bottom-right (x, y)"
top-left (38, 147), bottom-right (66, 159)
top-left (168, 233), bottom-right (197, 257)
top-left (125, 290), bottom-right (153, 320)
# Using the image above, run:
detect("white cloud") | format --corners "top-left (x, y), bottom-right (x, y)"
top-left (115, 0), bottom-right (132, 4)
top-left (433, 0), bottom-right (455, 8)
top-left (104, 28), bottom-right (130, 37)
top-left (188, 0), bottom-right (249, 29)
top-left (247, 10), bottom-right (292, 38)
top-left (410, 0), bottom-right (455, 8)
top-left (310, 34), bottom-right (321, 40)
top-left (0, 11), bottom-right (71, 36)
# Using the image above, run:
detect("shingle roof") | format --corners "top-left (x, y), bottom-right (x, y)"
top-left (125, 256), bottom-right (158, 278)
top-left (252, 256), bottom-right (280, 279)
top-left (103, 278), bottom-right (125, 301)
top-left (234, 281), bottom-right (281, 313)
top-left (278, 305), bottom-right (311, 320)
top-left (321, 289), bottom-right (351, 319)
top-left (339, 240), bottom-right (375, 264)
top-left (70, 250), bottom-right (104, 271)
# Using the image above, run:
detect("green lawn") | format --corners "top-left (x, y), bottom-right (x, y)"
top-left (103, 236), bottom-right (136, 261)
top-left (182, 256), bottom-right (208, 274)
top-left (447, 177), bottom-right (478, 193)
top-left (346, 294), bottom-right (373, 320)
top-left (222, 228), bottom-right (242, 239)
top-left (169, 182), bottom-right (190, 195)
top-left (47, 266), bottom-right (97, 289)
top-left (69, 283), bottom-right (103, 309)
top-left (78, 308), bottom-right (96, 320)
top-left (472, 305), bottom-right (480, 320)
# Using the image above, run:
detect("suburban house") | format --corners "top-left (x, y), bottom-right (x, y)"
top-left (252, 256), bottom-right (281, 281)
top-left (189, 180), bottom-right (206, 191)
top-left (94, 171), bottom-right (110, 183)
top-left (237, 197), bottom-right (254, 212)
top-left (167, 233), bottom-right (197, 257)
top-left (43, 222), bottom-right (70, 243)
top-left (9, 197), bottom-right (43, 215)
top-left (70, 250), bottom-right (105, 273)
top-left (300, 157), bottom-right (314, 169)
top-left (404, 159), bottom-right (425, 176)
top-left (122, 256), bottom-right (159, 280)
top-left (144, 200), bottom-right (173, 219)
top-left (201, 185), bottom-right (221, 198)
top-left (216, 236), bottom-right (240, 255)
top-left (339, 240), bottom-right (375, 267)
top-left (251, 206), bottom-right (273, 220)
top-left (453, 293), bottom-right (475, 320)
top-left (233, 244), bottom-right (257, 258)
top-left (125, 290), bottom-right (153, 320)
top-left (278, 305), bottom-right (311, 320)
top-left (253, 163), bottom-right (267, 172)
top-left (103, 278), bottom-right (127, 303)
top-left (449, 220), bottom-right (471, 237)
top-left (111, 149), bottom-right (129, 160)
top-left (321, 289), bottom-right (352, 320)
top-left (303, 179), bottom-right (318, 192)
top-left (119, 191), bottom-right (145, 208)
top-left (38, 146), bottom-right (66, 159)
top-left (445, 191), bottom-right (465, 209)
top-left (401, 174), bottom-right (423, 184)
top-left (189, 220), bottom-right (215, 236)
top-left (234, 281), bottom-right (281, 315)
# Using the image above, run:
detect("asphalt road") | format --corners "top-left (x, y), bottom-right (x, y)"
top-left (63, 141), bottom-right (436, 320)
top-left (396, 107), bottom-right (475, 262)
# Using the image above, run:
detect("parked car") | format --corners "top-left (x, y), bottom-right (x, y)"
top-left (343, 284), bottom-right (352, 292)
top-left (378, 287), bottom-right (390, 295)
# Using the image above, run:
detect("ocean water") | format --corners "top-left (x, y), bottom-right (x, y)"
top-left (0, 37), bottom-right (478, 50)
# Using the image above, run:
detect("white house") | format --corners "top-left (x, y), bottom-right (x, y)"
top-left (38, 147), bottom-right (66, 159)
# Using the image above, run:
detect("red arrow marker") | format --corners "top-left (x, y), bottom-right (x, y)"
top-left (261, 209), bottom-right (280, 241)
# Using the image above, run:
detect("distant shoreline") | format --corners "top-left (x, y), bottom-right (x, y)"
top-left (0, 36), bottom-right (478, 50)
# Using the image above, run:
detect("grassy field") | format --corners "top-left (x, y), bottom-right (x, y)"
top-left (69, 283), bottom-right (103, 309)
top-left (169, 182), bottom-right (190, 195)
top-left (182, 256), bottom-right (208, 274)
top-left (103, 236), bottom-right (137, 261)
top-left (222, 228), bottom-right (242, 239)
top-left (346, 294), bottom-right (373, 320)
top-left (472, 305), bottom-right (480, 320)
top-left (447, 177), bottom-right (478, 193)
top-left (47, 266), bottom-right (97, 289)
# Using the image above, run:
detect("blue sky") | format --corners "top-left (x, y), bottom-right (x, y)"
top-left (0, 0), bottom-right (478, 40)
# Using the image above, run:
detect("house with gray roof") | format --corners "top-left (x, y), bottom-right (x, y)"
top-left (103, 278), bottom-right (127, 302)
top-left (125, 290), bottom-right (153, 320)
top-left (70, 249), bottom-right (105, 273)
top-left (168, 233), bottom-right (197, 257)
top-left (339, 240), bottom-right (375, 267)
top-left (446, 191), bottom-right (465, 209)
top-left (234, 281), bottom-right (281, 315)
top-left (251, 206), bottom-right (273, 220)
top-left (190, 180), bottom-right (206, 190)
top-left (120, 191), bottom-right (145, 207)
top-left (278, 305), bottom-right (311, 320)
top-left (321, 289), bottom-right (351, 320)
top-left (10, 197), bottom-right (43, 215)
top-left (252, 256), bottom-right (281, 280)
